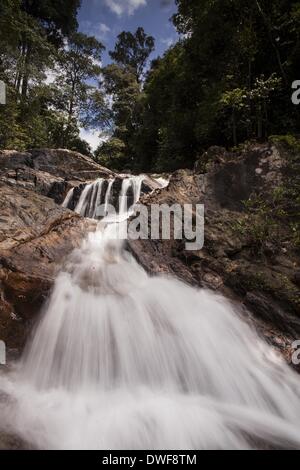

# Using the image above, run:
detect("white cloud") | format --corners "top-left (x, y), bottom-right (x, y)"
top-left (160, 37), bottom-right (175, 48)
top-left (96, 23), bottom-right (111, 39)
top-left (80, 129), bottom-right (101, 151)
top-left (80, 129), bottom-right (108, 152)
top-left (104, 0), bottom-right (147, 16)
top-left (81, 20), bottom-right (111, 41)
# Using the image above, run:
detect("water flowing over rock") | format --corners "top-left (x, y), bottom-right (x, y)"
top-left (0, 181), bottom-right (96, 354)
top-left (129, 143), bottom-right (300, 352)
top-left (0, 144), bottom-right (299, 450)
top-left (1, 175), bottom-right (300, 450)
top-left (63, 174), bottom-right (157, 217)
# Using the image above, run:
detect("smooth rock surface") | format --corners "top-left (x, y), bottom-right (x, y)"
top-left (0, 180), bottom-right (96, 353)
top-left (129, 143), bottom-right (300, 348)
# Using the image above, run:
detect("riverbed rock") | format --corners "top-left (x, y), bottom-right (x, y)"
top-left (129, 142), bottom-right (300, 345)
top-left (0, 180), bottom-right (96, 354)
top-left (0, 149), bottom-right (115, 204)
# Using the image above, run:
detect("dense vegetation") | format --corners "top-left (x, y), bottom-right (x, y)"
top-left (1, 0), bottom-right (300, 171)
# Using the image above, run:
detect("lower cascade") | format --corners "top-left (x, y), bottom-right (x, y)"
top-left (1, 176), bottom-right (300, 450)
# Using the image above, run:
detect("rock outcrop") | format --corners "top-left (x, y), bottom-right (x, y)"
top-left (0, 149), bottom-right (114, 204)
top-left (0, 180), bottom-right (96, 355)
top-left (0, 143), bottom-right (299, 365)
top-left (0, 149), bottom-right (168, 356)
top-left (129, 142), bottom-right (300, 361)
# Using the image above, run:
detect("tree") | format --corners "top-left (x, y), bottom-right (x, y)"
top-left (109, 27), bottom-right (155, 82)
top-left (97, 63), bottom-right (141, 170)
top-left (54, 32), bottom-right (105, 147)
top-left (0, 2), bottom-right (96, 154)
top-left (98, 28), bottom-right (155, 170)
top-left (95, 137), bottom-right (128, 169)
top-left (13, 0), bottom-right (81, 97)
top-left (20, 0), bottom-right (81, 49)
top-left (128, 0), bottom-right (300, 171)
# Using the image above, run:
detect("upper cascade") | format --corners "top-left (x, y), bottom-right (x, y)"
top-left (62, 175), bottom-right (159, 219)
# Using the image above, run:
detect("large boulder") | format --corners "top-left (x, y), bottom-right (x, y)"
top-left (129, 143), bottom-right (300, 360)
top-left (0, 149), bottom-right (115, 204)
top-left (0, 180), bottom-right (96, 355)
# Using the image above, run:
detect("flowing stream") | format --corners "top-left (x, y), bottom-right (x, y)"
top-left (1, 176), bottom-right (300, 449)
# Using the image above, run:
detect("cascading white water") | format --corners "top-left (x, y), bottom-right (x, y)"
top-left (118, 175), bottom-right (144, 220)
top-left (103, 179), bottom-right (115, 217)
top-left (62, 187), bottom-right (74, 209)
top-left (75, 182), bottom-right (93, 216)
top-left (72, 176), bottom-right (142, 220)
top-left (1, 175), bottom-right (300, 450)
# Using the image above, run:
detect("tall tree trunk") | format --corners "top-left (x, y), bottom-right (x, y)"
top-left (21, 43), bottom-right (31, 98)
top-left (247, 59), bottom-right (253, 138)
top-left (263, 99), bottom-right (268, 138)
top-left (15, 42), bottom-right (26, 94)
top-left (65, 80), bottom-right (76, 147)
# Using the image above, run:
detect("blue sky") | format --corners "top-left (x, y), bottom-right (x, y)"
top-left (78, 0), bottom-right (178, 65)
top-left (78, 0), bottom-right (179, 150)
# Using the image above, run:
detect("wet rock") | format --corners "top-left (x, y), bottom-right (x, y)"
top-left (0, 181), bottom-right (96, 353)
top-left (0, 149), bottom-right (115, 204)
top-left (0, 432), bottom-right (30, 450)
top-left (129, 143), bottom-right (300, 345)
top-left (294, 271), bottom-right (300, 287)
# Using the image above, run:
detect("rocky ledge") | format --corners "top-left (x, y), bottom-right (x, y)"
top-left (0, 148), bottom-right (114, 205)
top-left (0, 180), bottom-right (96, 353)
top-left (129, 141), bottom-right (300, 363)
top-left (0, 143), bottom-right (299, 364)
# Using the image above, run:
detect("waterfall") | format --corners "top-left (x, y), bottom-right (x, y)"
top-left (119, 178), bottom-right (132, 215)
top-left (154, 177), bottom-right (169, 189)
top-left (1, 176), bottom-right (300, 450)
top-left (118, 175), bottom-right (144, 218)
top-left (89, 179), bottom-right (104, 219)
top-left (103, 179), bottom-right (114, 217)
top-left (62, 188), bottom-right (74, 209)
top-left (75, 182), bottom-right (93, 216)
top-left (66, 176), bottom-right (144, 220)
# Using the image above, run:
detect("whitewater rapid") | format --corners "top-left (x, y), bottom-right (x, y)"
top-left (0, 176), bottom-right (300, 450)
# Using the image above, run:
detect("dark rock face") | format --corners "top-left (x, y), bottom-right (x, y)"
top-left (0, 149), bottom-right (114, 204)
top-left (0, 180), bottom-right (96, 354)
top-left (129, 143), bottom-right (300, 352)
top-left (193, 144), bottom-right (284, 212)
top-left (28, 149), bottom-right (114, 180)
top-left (0, 432), bottom-right (30, 450)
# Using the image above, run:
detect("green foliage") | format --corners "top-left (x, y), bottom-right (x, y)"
top-left (232, 136), bottom-right (300, 255)
top-left (270, 134), bottom-right (300, 154)
top-left (53, 32), bottom-right (105, 147)
top-left (0, 1), bottom-right (105, 154)
top-left (125, 0), bottom-right (300, 172)
top-left (2, 0), bottom-right (300, 172)
top-left (95, 138), bottom-right (128, 170)
top-left (109, 27), bottom-right (155, 82)
top-left (99, 29), bottom-right (155, 170)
